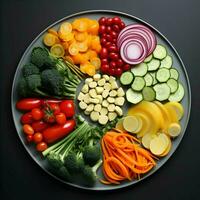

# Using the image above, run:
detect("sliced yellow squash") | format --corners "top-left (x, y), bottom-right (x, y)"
top-left (142, 133), bottom-right (157, 149)
top-left (164, 103), bottom-right (179, 123)
top-left (167, 122), bottom-right (181, 137)
top-left (123, 116), bottom-right (142, 133)
top-left (164, 102), bottom-right (184, 120)
top-left (159, 137), bottom-right (172, 157)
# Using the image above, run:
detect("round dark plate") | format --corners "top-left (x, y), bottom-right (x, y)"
top-left (11, 10), bottom-right (191, 191)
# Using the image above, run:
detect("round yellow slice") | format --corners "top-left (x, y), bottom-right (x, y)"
top-left (167, 123), bottom-right (181, 137)
top-left (123, 116), bottom-right (140, 133)
top-left (160, 137), bottom-right (172, 157)
top-left (142, 133), bottom-right (157, 149)
top-left (164, 102), bottom-right (184, 120)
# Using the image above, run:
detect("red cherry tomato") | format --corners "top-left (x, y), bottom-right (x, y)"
top-left (105, 42), bottom-right (112, 48)
top-left (36, 142), bottom-right (48, 152)
top-left (119, 21), bottom-right (125, 29)
top-left (108, 68), bottom-right (115, 76)
top-left (26, 135), bottom-right (33, 142)
top-left (109, 52), bottom-right (119, 61)
top-left (100, 47), bottom-right (108, 59)
top-left (56, 113), bottom-right (67, 125)
top-left (20, 112), bottom-right (34, 124)
top-left (99, 25), bottom-right (106, 34)
top-left (23, 124), bottom-right (34, 135)
top-left (59, 100), bottom-right (75, 118)
top-left (106, 18), bottom-right (113, 26)
top-left (101, 64), bottom-right (109, 73)
top-left (108, 45), bottom-right (118, 52)
top-left (112, 25), bottom-right (120, 32)
top-left (116, 59), bottom-right (124, 67)
top-left (16, 98), bottom-right (42, 111)
top-left (100, 38), bottom-right (107, 46)
top-left (109, 61), bottom-right (117, 68)
top-left (31, 108), bottom-right (43, 121)
top-left (33, 132), bottom-right (43, 143)
top-left (32, 121), bottom-right (49, 132)
top-left (106, 34), bottom-right (112, 42)
top-left (98, 17), bottom-right (107, 25)
top-left (112, 16), bottom-right (122, 25)
top-left (123, 64), bottom-right (131, 71)
top-left (115, 68), bottom-right (123, 77)
top-left (49, 103), bottom-right (60, 115)
top-left (101, 58), bottom-right (108, 65)
top-left (110, 31), bottom-right (117, 39)
top-left (102, 33), bottom-right (107, 38)
top-left (112, 38), bottom-right (117, 43)
top-left (106, 26), bottom-right (112, 33)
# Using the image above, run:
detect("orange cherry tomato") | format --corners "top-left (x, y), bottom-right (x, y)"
top-left (56, 113), bottom-right (67, 125)
top-left (26, 135), bottom-right (33, 142)
top-left (23, 124), bottom-right (34, 135)
top-left (33, 133), bottom-right (43, 143)
top-left (36, 142), bottom-right (48, 152)
top-left (31, 108), bottom-right (43, 120)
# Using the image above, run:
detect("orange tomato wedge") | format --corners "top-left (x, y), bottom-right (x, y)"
top-left (50, 44), bottom-right (65, 57)
top-left (43, 33), bottom-right (57, 47)
top-left (68, 42), bottom-right (79, 56)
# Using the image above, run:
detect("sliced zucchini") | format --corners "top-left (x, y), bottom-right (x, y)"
top-left (144, 73), bottom-right (153, 86)
top-left (170, 68), bottom-right (179, 80)
top-left (153, 44), bottom-right (167, 60)
top-left (156, 68), bottom-right (170, 82)
top-left (153, 83), bottom-right (171, 101)
top-left (142, 87), bottom-right (156, 101)
top-left (147, 59), bottom-right (160, 71)
top-left (150, 72), bottom-right (158, 85)
top-left (168, 83), bottom-right (184, 102)
top-left (160, 55), bottom-right (173, 69)
top-left (126, 88), bottom-right (143, 104)
top-left (167, 78), bottom-right (178, 93)
top-left (131, 77), bottom-right (145, 91)
top-left (120, 71), bottom-right (134, 85)
top-left (144, 54), bottom-right (153, 63)
top-left (131, 63), bottom-right (148, 76)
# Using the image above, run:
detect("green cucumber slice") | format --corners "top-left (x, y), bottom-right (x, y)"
top-left (126, 88), bottom-right (143, 104)
top-left (150, 72), bottom-right (158, 85)
top-left (168, 83), bottom-right (184, 102)
top-left (160, 55), bottom-right (173, 69)
top-left (144, 73), bottom-right (153, 86)
top-left (153, 44), bottom-right (167, 60)
top-left (142, 87), bottom-right (156, 101)
top-left (156, 68), bottom-right (170, 82)
top-left (131, 63), bottom-right (148, 76)
top-left (120, 71), bottom-right (134, 85)
top-left (153, 83), bottom-right (171, 101)
top-left (170, 68), bottom-right (179, 80)
top-left (144, 54), bottom-right (153, 63)
top-left (167, 78), bottom-right (178, 93)
top-left (147, 59), bottom-right (160, 71)
top-left (131, 77), bottom-right (145, 91)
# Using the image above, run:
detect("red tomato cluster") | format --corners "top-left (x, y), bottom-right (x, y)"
top-left (17, 98), bottom-right (76, 151)
top-left (98, 17), bottom-right (131, 76)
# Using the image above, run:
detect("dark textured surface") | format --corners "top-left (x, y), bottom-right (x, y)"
top-left (0, 0), bottom-right (199, 199)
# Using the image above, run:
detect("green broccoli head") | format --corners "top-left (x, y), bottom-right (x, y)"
top-left (23, 63), bottom-right (40, 77)
top-left (47, 152), bottom-right (63, 169)
top-left (18, 77), bottom-right (29, 97)
top-left (41, 69), bottom-right (64, 96)
top-left (83, 143), bottom-right (101, 167)
top-left (25, 74), bottom-right (42, 91)
top-left (58, 166), bottom-right (71, 181)
top-left (31, 47), bottom-right (55, 68)
top-left (64, 152), bottom-right (84, 174)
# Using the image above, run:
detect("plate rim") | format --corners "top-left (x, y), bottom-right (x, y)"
top-left (11, 9), bottom-right (191, 191)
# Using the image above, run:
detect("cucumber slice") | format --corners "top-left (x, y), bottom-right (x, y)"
top-left (150, 72), bottom-right (158, 85)
top-left (126, 88), bottom-right (143, 104)
top-left (144, 73), bottom-right (153, 86)
top-left (153, 83), bottom-right (171, 101)
top-left (142, 87), bottom-right (156, 101)
top-left (167, 78), bottom-right (178, 93)
top-left (131, 63), bottom-right (148, 76)
top-left (160, 55), bottom-right (173, 69)
top-left (168, 83), bottom-right (184, 102)
top-left (120, 71), bottom-right (134, 85)
top-left (170, 68), bottom-right (179, 80)
top-left (144, 54), bottom-right (153, 63)
top-left (131, 77), bottom-right (145, 91)
top-left (147, 59), bottom-right (160, 71)
top-left (153, 44), bottom-right (167, 59)
top-left (156, 68), bottom-right (170, 82)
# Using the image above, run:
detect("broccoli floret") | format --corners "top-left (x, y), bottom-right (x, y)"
top-left (83, 140), bottom-right (101, 167)
top-left (47, 152), bottom-right (63, 169)
top-left (64, 152), bottom-right (84, 174)
top-left (23, 63), bottom-right (40, 77)
top-left (80, 160), bottom-right (102, 187)
top-left (18, 77), bottom-right (30, 97)
top-left (41, 69), bottom-right (64, 96)
top-left (25, 74), bottom-right (42, 91)
top-left (58, 166), bottom-right (71, 181)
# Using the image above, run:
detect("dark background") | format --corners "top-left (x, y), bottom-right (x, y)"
top-left (1, 0), bottom-right (200, 199)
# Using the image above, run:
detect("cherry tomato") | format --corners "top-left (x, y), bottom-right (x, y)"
top-left (112, 25), bottom-right (120, 32)
top-left (42, 104), bottom-right (55, 123)
top-left (106, 26), bottom-right (112, 33)
top-left (101, 58), bottom-right (108, 65)
top-left (110, 31), bottom-right (117, 39)
top-left (99, 25), bottom-right (106, 34)
top-left (20, 112), bottom-right (33, 124)
top-left (100, 47), bottom-right (108, 59)
top-left (109, 52), bottom-right (119, 61)
top-left (98, 17), bottom-right (107, 25)
top-left (116, 59), bottom-right (124, 67)
top-left (112, 38), bottom-right (117, 43)
top-left (108, 68), bottom-right (115, 76)
top-left (16, 98), bottom-right (42, 111)
top-left (100, 38), bottom-right (107, 46)
top-left (108, 45), bottom-right (118, 52)
top-left (102, 33), bottom-right (107, 38)
top-left (106, 34), bottom-right (112, 42)
top-left (119, 21), bottom-right (125, 29)
top-left (32, 121), bottom-right (49, 132)
top-left (26, 135), bottom-right (33, 142)
top-left (109, 61), bottom-right (117, 68)
top-left (56, 113), bottom-right (67, 125)
top-left (33, 132), bottom-right (43, 143)
top-left (31, 108), bottom-right (43, 121)
top-left (49, 103), bottom-right (60, 115)
top-left (112, 16), bottom-right (122, 25)
top-left (106, 18), bottom-right (113, 26)
top-left (115, 68), bottom-right (123, 77)
top-left (36, 142), bottom-right (48, 152)
top-left (59, 100), bottom-right (75, 118)
top-left (23, 124), bottom-right (34, 135)
top-left (101, 64), bottom-right (109, 73)
top-left (123, 64), bottom-right (131, 71)
top-left (105, 42), bottom-right (112, 48)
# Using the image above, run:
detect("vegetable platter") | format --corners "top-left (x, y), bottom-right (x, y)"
top-left (11, 10), bottom-right (191, 190)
